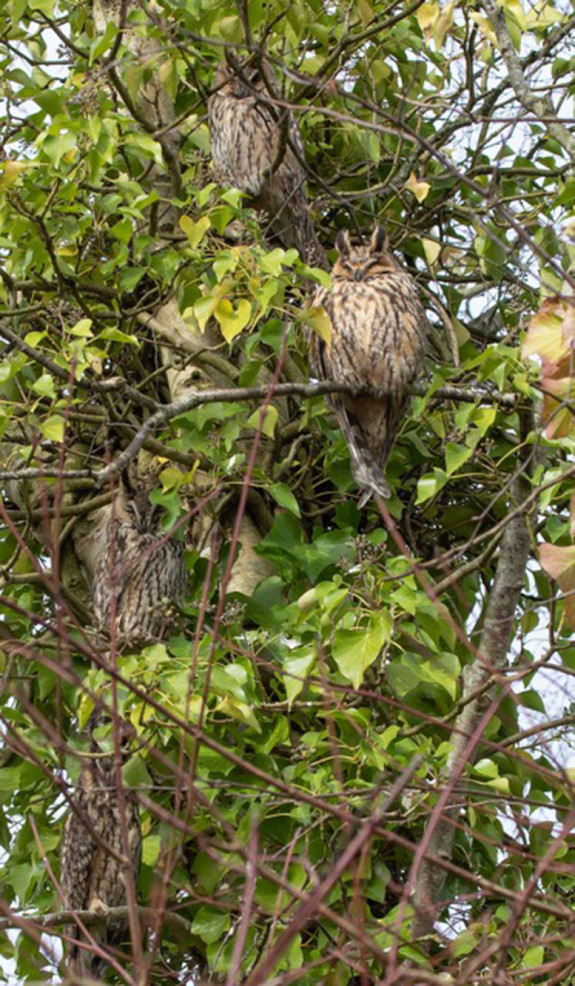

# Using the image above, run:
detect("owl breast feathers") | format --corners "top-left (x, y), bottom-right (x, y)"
top-left (208, 60), bottom-right (327, 268)
top-left (310, 226), bottom-right (430, 504)
top-left (60, 728), bottom-right (142, 976)
top-left (92, 471), bottom-right (187, 642)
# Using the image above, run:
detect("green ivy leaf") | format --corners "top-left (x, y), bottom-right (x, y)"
top-left (192, 905), bottom-right (230, 945)
top-left (89, 21), bottom-right (118, 63)
top-left (142, 834), bottom-right (161, 867)
top-left (40, 414), bottom-right (65, 442)
top-left (332, 610), bottom-right (391, 688)
top-left (445, 442), bottom-right (472, 475)
top-left (246, 404), bottom-right (278, 437)
top-left (282, 645), bottom-right (316, 706)
top-left (269, 482), bottom-right (301, 516)
top-left (415, 468), bottom-right (448, 504)
top-left (32, 374), bottom-right (56, 399)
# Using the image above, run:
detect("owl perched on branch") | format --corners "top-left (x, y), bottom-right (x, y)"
top-left (310, 226), bottom-right (430, 505)
top-left (60, 721), bottom-right (142, 977)
top-left (208, 60), bottom-right (327, 269)
top-left (93, 469), bottom-right (187, 643)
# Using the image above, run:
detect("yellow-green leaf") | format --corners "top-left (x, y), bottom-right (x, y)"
top-left (422, 237), bottom-right (441, 267)
top-left (269, 482), bottom-right (300, 516)
top-left (367, 132), bottom-right (381, 165)
top-left (70, 318), bottom-right (93, 338)
top-left (216, 696), bottom-right (260, 731)
top-left (501, 0), bottom-right (527, 29)
top-left (124, 132), bottom-right (164, 165)
top-left (0, 161), bottom-right (37, 192)
top-left (193, 295), bottom-right (219, 332)
top-left (260, 248), bottom-right (298, 276)
top-left (416, 1), bottom-right (439, 35)
top-left (434, 0), bottom-right (455, 47)
top-left (521, 946), bottom-right (544, 969)
top-left (357, 0), bottom-right (374, 27)
top-left (216, 14), bottom-right (243, 41)
top-left (99, 327), bottom-right (138, 344)
top-left (469, 12), bottom-right (499, 47)
top-left (405, 172), bottom-right (431, 203)
top-left (180, 214), bottom-right (211, 248)
top-left (246, 404), bottom-right (278, 437)
top-left (142, 834), bottom-right (161, 867)
top-left (214, 298), bottom-right (252, 342)
top-left (40, 414), bottom-right (65, 442)
top-left (304, 305), bottom-right (332, 345)
top-left (77, 693), bottom-right (95, 729)
top-left (445, 442), bottom-right (472, 475)
top-left (416, 468), bottom-right (448, 504)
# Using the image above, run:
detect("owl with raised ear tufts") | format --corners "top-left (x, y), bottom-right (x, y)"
top-left (207, 60), bottom-right (327, 269)
top-left (310, 225), bottom-right (430, 505)
top-left (92, 468), bottom-right (187, 643)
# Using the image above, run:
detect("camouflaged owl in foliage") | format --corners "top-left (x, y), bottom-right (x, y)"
top-left (310, 226), bottom-right (430, 504)
top-left (60, 719), bottom-right (142, 977)
top-left (93, 468), bottom-right (187, 642)
top-left (208, 60), bottom-right (327, 269)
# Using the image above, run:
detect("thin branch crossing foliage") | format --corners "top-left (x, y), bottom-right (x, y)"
top-left (0, 1), bottom-right (573, 984)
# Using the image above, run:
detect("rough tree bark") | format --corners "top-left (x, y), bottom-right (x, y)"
top-left (411, 473), bottom-right (533, 937)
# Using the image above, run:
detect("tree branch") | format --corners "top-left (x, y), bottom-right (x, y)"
top-left (0, 905), bottom-right (195, 940)
top-left (411, 471), bottom-right (533, 938)
top-left (93, 379), bottom-right (517, 485)
top-left (481, 0), bottom-right (575, 160)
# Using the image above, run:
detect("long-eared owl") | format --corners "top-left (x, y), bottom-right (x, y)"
top-left (310, 226), bottom-right (430, 505)
top-left (207, 60), bottom-right (327, 269)
top-left (60, 719), bottom-right (142, 977)
top-left (92, 469), bottom-right (187, 643)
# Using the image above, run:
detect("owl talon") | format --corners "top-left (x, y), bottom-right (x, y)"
top-left (89, 897), bottom-right (110, 917)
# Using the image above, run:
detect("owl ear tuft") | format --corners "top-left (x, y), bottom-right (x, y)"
top-left (214, 60), bottom-right (232, 86)
top-left (335, 229), bottom-right (352, 257)
top-left (370, 225), bottom-right (388, 253)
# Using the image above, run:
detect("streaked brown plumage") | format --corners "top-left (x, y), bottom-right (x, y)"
top-left (207, 61), bottom-right (327, 269)
top-left (310, 226), bottom-right (430, 504)
top-left (93, 470), bottom-right (187, 643)
top-left (60, 723), bottom-right (142, 976)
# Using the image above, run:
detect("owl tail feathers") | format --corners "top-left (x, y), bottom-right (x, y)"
top-left (352, 460), bottom-right (391, 507)
top-left (67, 928), bottom-right (120, 981)
top-left (332, 397), bottom-right (392, 506)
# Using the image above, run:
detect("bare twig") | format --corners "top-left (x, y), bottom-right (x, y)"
top-left (410, 472), bottom-right (533, 938)
top-left (481, 0), bottom-right (575, 160)
top-left (93, 378), bottom-right (516, 485)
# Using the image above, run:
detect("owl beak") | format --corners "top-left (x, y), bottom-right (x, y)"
top-left (354, 269), bottom-right (363, 281)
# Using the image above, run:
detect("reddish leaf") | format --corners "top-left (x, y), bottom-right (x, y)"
top-left (523, 297), bottom-right (575, 438)
top-left (539, 542), bottom-right (575, 630)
